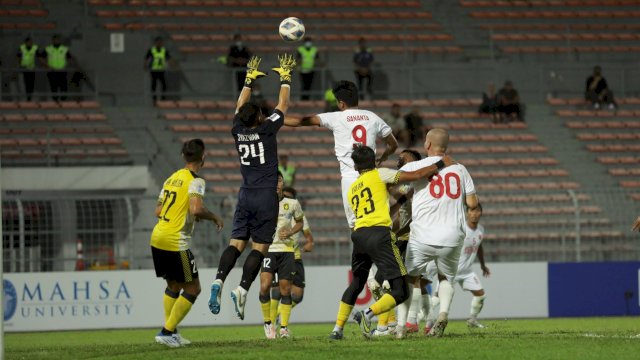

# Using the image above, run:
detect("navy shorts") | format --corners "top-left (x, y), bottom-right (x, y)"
top-left (231, 187), bottom-right (279, 244)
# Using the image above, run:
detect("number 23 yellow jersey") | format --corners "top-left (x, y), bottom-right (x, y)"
top-left (349, 168), bottom-right (400, 231)
top-left (150, 168), bottom-right (206, 251)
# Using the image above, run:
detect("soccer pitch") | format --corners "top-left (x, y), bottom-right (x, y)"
top-left (5, 317), bottom-right (640, 360)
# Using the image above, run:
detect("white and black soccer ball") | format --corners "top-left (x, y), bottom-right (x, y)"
top-left (279, 17), bottom-right (305, 42)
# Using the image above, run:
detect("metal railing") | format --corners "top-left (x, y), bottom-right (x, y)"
top-left (3, 188), bottom-right (639, 273)
top-left (0, 68), bottom-right (99, 101)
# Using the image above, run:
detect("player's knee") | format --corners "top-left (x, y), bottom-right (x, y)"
top-left (259, 293), bottom-right (270, 304)
top-left (473, 289), bottom-right (485, 297)
top-left (291, 292), bottom-right (303, 304)
top-left (280, 295), bottom-right (292, 305)
top-left (271, 287), bottom-right (281, 300)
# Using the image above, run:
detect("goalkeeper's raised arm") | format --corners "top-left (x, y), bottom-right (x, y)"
top-left (235, 55), bottom-right (266, 114)
top-left (272, 53), bottom-right (296, 115)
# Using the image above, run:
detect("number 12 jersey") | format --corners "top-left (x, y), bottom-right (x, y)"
top-left (232, 109), bottom-right (284, 189)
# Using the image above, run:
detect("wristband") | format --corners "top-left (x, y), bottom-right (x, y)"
top-left (435, 160), bottom-right (445, 170)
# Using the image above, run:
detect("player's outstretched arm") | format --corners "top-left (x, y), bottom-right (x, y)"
top-left (284, 115), bottom-right (321, 127)
top-left (279, 218), bottom-right (304, 239)
top-left (302, 229), bottom-right (314, 252)
top-left (397, 155), bottom-right (456, 183)
top-left (632, 216), bottom-right (640, 232)
top-left (272, 54), bottom-right (296, 114)
top-left (376, 133), bottom-right (399, 166)
top-left (477, 244), bottom-right (490, 277)
top-left (235, 55), bottom-right (267, 113)
top-left (189, 196), bottom-right (224, 231)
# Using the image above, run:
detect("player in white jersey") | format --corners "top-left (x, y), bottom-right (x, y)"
top-left (454, 203), bottom-right (490, 328)
top-left (258, 173), bottom-right (304, 339)
top-left (284, 80), bottom-right (398, 229)
top-left (395, 128), bottom-right (479, 338)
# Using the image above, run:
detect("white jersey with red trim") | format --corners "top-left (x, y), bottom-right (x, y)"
top-left (457, 223), bottom-right (485, 275)
top-left (318, 109), bottom-right (392, 179)
top-left (400, 156), bottom-right (476, 247)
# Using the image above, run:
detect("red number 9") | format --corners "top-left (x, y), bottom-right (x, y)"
top-left (352, 125), bottom-right (367, 146)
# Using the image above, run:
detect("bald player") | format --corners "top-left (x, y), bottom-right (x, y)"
top-left (395, 128), bottom-right (479, 338)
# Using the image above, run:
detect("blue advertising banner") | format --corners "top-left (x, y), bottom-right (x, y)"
top-left (548, 262), bottom-right (640, 317)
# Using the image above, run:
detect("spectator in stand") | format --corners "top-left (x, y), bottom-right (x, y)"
top-left (40, 34), bottom-right (73, 102)
top-left (353, 38), bottom-right (374, 100)
top-left (478, 82), bottom-right (498, 122)
top-left (144, 37), bottom-right (171, 102)
top-left (278, 154), bottom-right (296, 187)
top-left (17, 36), bottom-right (39, 101)
top-left (297, 37), bottom-right (320, 100)
top-left (497, 81), bottom-right (523, 122)
top-left (585, 66), bottom-right (616, 110)
top-left (632, 216), bottom-right (640, 232)
top-left (404, 105), bottom-right (426, 147)
top-left (228, 34), bottom-right (251, 94)
top-left (382, 103), bottom-right (406, 146)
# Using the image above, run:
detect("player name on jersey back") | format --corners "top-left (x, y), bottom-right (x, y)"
top-left (236, 133), bottom-right (261, 142)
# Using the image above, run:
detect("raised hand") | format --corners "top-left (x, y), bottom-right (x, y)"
top-left (272, 53), bottom-right (297, 85)
top-left (244, 55), bottom-right (267, 87)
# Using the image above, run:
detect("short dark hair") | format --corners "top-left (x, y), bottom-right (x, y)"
top-left (236, 103), bottom-right (261, 127)
top-left (282, 186), bottom-right (297, 198)
top-left (182, 138), bottom-right (205, 163)
top-left (154, 36), bottom-right (163, 42)
top-left (351, 145), bottom-right (376, 172)
top-left (333, 81), bottom-right (359, 107)
top-left (469, 203), bottom-right (483, 212)
top-left (400, 149), bottom-right (422, 161)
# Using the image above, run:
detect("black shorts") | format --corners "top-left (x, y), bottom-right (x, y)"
top-left (231, 187), bottom-right (279, 244)
top-left (151, 246), bottom-right (199, 283)
top-left (261, 252), bottom-right (296, 280)
top-left (351, 226), bottom-right (407, 281)
top-left (397, 239), bottom-right (408, 256)
top-left (293, 260), bottom-right (305, 288)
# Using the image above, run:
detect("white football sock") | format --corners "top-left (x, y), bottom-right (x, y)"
top-left (406, 288), bottom-right (422, 325)
top-left (396, 286), bottom-right (413, 327)
top-left (470, 295), bottom-right (486, 319)
top-left (426, 296), bottom-right (439, 325)
top-left (421, 293), bottom-right (431, 321)
top-left (437, 280), bottom-right (455, 315)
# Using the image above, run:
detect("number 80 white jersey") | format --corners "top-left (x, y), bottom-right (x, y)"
top-left (318, 109), bottom-right (392, 179)
top-left (400, 156), bottom-right (476, 247)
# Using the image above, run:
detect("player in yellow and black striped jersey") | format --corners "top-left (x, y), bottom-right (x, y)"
top-left (151, 139), bottom-right (224, 348)
top-left (330, 145), bottom-right (454, 340)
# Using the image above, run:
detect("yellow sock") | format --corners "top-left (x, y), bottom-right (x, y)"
top-left (261, 301), bottom-right (272, 323)
top-left (163, 293), bottom-right (178, 322)
top-left (335, 301), bottom-right (354, 328)
top-left (377, 310), bottom-right (390, 327)
top-left (280, 303), bottom-right (292, 327)
top-left (388, 310), bottom-right (397, 324)
top-left (165, 295), bottom-right (193, 332)
top-left (369, 294), bottom-right (397, 315)
top-left (270, 299), bottom-right (279, 323)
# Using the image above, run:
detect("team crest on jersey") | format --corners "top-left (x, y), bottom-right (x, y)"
top-left (284, 203), bottom-right (289, 210)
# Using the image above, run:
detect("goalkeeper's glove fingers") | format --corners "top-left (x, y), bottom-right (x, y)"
top-left (272, 54), bottom-right (296, 85)
top-left (244, 69), bottom-right (267, 87)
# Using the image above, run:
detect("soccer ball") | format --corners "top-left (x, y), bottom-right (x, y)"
top-left (279, 17), bottom-right (305, 42)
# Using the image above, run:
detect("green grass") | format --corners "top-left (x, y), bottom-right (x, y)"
top-left (5, 318), bottom-right (640, 360)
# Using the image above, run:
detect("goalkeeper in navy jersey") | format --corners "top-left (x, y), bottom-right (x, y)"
top-left (208, 54), bottom-right (298, 321)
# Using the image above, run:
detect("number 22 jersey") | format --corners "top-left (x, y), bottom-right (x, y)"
top-left (232, 109), bottom-right (284, 189)
top-left (318, 109), bottom-right (392, 179)
top-left (400, 156), bottom-right (476, 247)
top-left (151, 168), bottom-right (206, 252)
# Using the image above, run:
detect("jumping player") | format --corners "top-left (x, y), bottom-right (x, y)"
top-left (151, 139), bottom-right (224, 347)
top-left (329, 145), bottom-right (454, 340)
top-left (209, 54), bottom-right (296, 320)
top-left (284, 80), bottom-right (398, 230)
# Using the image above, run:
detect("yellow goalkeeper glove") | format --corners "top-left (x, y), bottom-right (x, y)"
top-left (244, 55), bottom-right (267, 88)
top-left (271, 53), bottom-right (296, 85)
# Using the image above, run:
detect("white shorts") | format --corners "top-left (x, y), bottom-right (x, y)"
top-left (405, 241), bottom-right (461, 282)
top-left (454, 271), bottom-right (483, 291)
top-left (341, 175), bottom-right (358, 228)
top-left (423, 261), bottom-right (438, 281)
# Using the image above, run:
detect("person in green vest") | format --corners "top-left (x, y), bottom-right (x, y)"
top-left (278, 154), bottom-right (296, 187)
top-left (324, 87), bottom-right (338, 112)
top-left (296, 38), bottom-right (319, 101)
top-left (145, 37), bottom-right (171, 102)
top-left (16, 36), bottom-right (39, 101)
top-left (40, 34), bottom-right (73, 102)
